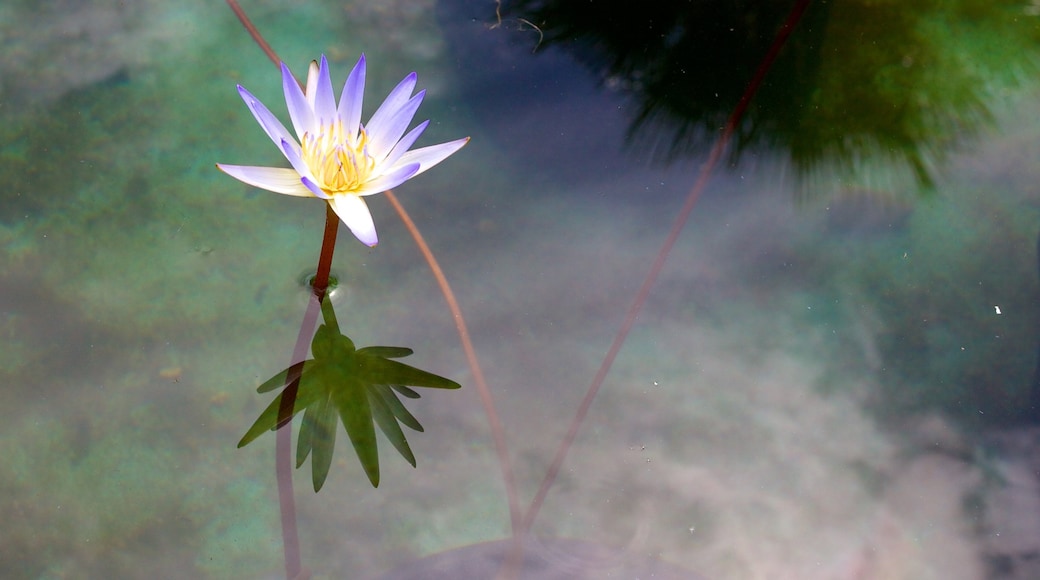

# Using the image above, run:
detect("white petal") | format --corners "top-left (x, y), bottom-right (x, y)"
top-left (216, 164), bottom-right (314, 197)
top-left (281, 62), bottom-right (315, 138)
top-left (367, 90), bottom-right (425, 162)
top-left (388, 137), bottom-right (470, 178)
top-left (305, 60), bottom-right (319, 109)
top-left (329, 195), bottom-right (378, 246)
top-left (237, 85), bottom-right (297, 157)
top-left (338, 55), bottom-right (366, 139)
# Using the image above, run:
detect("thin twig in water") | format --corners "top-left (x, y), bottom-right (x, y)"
top-left (486, 3), bottom-right (544, 54)
top-left (383, 189), bottom-right (522, 537)
top-left (516, 0), bottom-right (816, 545)
top-left (516, 18), bottom-right (544, 52)
top-left (225, 0), bottom-right (280, 67)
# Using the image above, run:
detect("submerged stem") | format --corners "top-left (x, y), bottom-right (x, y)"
top-left (274, 205), bottom-right (339, 579)
top-left (382, 190), bottom-right (522, 536)
top-left (225, 0), bottom-right (280, 67)
top-left (518, 0), bottom-right (815, 540)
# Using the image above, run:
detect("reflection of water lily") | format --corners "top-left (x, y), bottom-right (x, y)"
top-left (217, 54), bottom-right (469, 246)
top-left (238, 299), bottom-right (461, 490)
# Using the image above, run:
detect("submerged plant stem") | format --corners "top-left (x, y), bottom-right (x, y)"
top-left (518, 0), bottom-right (815, 540)
top-left (383, 189), bottom-right (522, 536)
top-left (225, 0), bottom-right (280, 67)
top-left (274, 204), bottom-right (339, 579)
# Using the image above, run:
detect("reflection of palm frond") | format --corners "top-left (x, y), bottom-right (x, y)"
top-left (238, 299), bottom-right (460, 490)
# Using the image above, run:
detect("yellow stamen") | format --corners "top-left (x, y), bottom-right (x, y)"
top-left (301, 121), bottom-right (374, 195)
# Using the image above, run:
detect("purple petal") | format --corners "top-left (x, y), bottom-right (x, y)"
top-left (353, 162), bottom-right (421, 196)
top-left (279, 138), bottom-right (326, 198)
top-left (367, 90), bottom-right (425, 162)
top-left (365, 72), bottom-right (417, 141)
top-left (337, 55), bottom-right (366, 139)
top-left (236, 85), bottom-right (297, 156)
top-left (329, 195), bottom-right (378, 246)
top-left (300, 175), bottom-right (330, 199)
top-left (387, 137), bottom-right (469, 178)
top-left (311, 55), bottom-right (337, 125)
top-left (381, 120), bottom-right (429, 169)
top-left (281, 62), bottom-right (315, 138)
top-left (216, 164), bottom-right (314, 197)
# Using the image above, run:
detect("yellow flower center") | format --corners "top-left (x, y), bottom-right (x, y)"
top-left (300, 121), bottom-right (374, 195)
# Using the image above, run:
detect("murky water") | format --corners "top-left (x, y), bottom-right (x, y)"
top-left (3, 1), bottom-right (1040, 578)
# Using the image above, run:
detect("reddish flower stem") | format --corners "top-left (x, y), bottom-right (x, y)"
top-left (310, 203), bottom-right (340, 298)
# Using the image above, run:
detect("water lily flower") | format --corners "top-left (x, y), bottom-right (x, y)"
top-left (217, 54), bottom-right (469, 246)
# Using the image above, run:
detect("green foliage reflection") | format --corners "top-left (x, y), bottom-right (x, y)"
top-left (502, 0), bottom-right (1040, 188)
top-left (238, 299), bottom-right (460, 490)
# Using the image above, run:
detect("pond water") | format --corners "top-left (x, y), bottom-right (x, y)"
top-left (3, 1), bottom-right (1040, 578)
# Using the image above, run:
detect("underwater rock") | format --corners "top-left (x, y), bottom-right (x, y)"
top-left (824, 189), bottom-right (913, 237)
